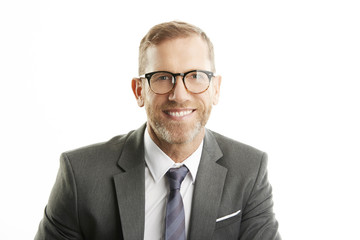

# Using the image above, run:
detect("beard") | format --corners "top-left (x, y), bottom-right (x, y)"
top-left (145, 102), bottom-right (212, 145)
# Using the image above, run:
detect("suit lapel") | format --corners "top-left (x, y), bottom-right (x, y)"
top-left (112, 126), bottom-right (227, 240)
top-left (113, 125), bottom-right (146, 240)
top-left (188, 130), bottom-right (227, 240)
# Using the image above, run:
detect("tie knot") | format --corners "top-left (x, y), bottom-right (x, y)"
top-left (166, 166), bottom-right (189, 190)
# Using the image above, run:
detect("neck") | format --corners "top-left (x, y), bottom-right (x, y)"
top-left (148, 127), bottom-right (205, 163)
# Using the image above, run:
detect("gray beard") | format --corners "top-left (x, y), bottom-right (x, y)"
top-left (153, 120), bottom-right (203, 145)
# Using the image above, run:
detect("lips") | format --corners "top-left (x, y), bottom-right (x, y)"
top-left (164, 109), bottom-right (195, 118)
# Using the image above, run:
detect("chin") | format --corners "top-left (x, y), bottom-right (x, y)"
top-left (154, 121), bottom-right (203, 145)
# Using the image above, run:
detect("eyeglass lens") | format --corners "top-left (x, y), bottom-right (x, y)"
top-left (149, 71), bottom-right (210, 94)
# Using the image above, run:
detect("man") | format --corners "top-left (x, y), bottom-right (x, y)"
top-left (35, 21), bottom-right (280, 240)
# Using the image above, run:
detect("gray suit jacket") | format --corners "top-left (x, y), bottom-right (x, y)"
top-left (35, 125), bottom-right (280, 239)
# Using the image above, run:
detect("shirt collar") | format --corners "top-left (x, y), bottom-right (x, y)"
top-left (144, 127), bottom-right (203, 183)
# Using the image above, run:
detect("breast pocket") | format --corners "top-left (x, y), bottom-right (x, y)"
top-left (215, 210), bottom-right (242, 229)
top-left (212, 211), bottom-right (242, 240)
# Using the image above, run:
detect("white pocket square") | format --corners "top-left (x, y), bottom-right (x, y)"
top-left (216, 210), bottom-right (242, 222)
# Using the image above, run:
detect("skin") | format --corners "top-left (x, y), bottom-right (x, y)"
top-left (132, 36), bottom-right (221, 162)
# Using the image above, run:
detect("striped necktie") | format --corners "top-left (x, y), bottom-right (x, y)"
top-left (165, 166), bottom-right (189, 240)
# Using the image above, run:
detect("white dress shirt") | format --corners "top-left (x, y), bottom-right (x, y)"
top-left (143, 128), bottom-right (203, 240)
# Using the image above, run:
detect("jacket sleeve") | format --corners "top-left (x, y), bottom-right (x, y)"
top-left (239, 153), bottom-right (281, 240)
top-left (35, 153), bottom-right (84, 240)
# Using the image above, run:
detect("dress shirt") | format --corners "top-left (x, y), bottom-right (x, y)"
top-left (143, 128), bottom-right (203, 240)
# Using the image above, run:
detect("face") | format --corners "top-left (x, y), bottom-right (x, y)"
top-left (132, 36), bottom-right (221, 145)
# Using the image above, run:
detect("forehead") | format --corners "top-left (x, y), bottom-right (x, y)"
top-left (145, 36), bottom-right (211, 73)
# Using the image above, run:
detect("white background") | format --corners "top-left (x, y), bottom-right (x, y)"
top-left (1, 0), bottom-right (359, 239)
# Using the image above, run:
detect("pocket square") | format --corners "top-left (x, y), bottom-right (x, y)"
top-left (216, 210), bottom-right (241, 222)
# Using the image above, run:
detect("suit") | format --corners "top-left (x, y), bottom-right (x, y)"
top-left (35, 124), bottom-right (280, 239)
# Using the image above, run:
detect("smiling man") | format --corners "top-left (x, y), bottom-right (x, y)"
top-left (35, 21), bottom-right (281, 240)
top-left (133, 35), bottom-right (220, 162)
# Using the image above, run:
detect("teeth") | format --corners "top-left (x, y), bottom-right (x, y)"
top-left (168, 110), bottom-right (193, 117)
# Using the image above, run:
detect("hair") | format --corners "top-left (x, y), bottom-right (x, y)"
top-left (138, 21), bottom-right (215, 75)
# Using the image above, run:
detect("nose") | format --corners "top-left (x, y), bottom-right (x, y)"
top-left (168, 76), bottom-right (191, 103)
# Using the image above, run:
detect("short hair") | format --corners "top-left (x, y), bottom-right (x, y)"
top-left (138, 21), bottom-right (215, 75)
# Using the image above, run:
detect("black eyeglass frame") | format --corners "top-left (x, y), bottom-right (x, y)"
top-left (140, 70), bottom-right (214, 95)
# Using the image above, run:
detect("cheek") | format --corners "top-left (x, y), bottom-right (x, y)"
top-left (208, 86), bottom-right (219, 105)
top-left (144, 93), bottom-right (166, 112)
top-left (211, 93), bottom-right (219, 105)
top-left (143, 87), bottom-right (157, 104)
top-left (200, 92), bottom-right (215, 107)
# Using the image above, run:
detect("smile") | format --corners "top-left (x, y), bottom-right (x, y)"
top-left (165, 110), bottom-right (194, 117)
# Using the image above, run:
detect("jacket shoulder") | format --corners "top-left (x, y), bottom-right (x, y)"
top-left (209, 130), bottom-right (267, 170)
top-left (210, 130), bottom-right (264, 157)
top-left (62, 130), bottom-right (135, 165)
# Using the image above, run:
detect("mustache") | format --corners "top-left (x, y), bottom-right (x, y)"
top-left (161, 102), bottom-right (195, 109)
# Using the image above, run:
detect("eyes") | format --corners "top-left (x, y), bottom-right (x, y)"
top-left (155, 74), bottom-right (172, 81)
top-left (144, 70), bottom-right (213, 94)
top-left (153, 72), bottom-right (208, 82)
top-left (188, 72), bottom-right (207, 81)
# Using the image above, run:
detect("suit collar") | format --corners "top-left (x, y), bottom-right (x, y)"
top-left (114, 124), bottom-right (146, 240)
top-left (203, 129), bottom-right (224, 163)
top-left (188, 129), bottom-right (228, 240)
top-left (116, 125), bottom-right (221, 169)
top-left (117, 124), bottom-right (146, 171)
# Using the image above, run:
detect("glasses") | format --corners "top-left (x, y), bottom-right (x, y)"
top-left (140, 70), bottom-right (214, 94)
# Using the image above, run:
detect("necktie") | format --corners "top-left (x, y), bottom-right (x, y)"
top-left (165, 166), bottom-right (189, 240)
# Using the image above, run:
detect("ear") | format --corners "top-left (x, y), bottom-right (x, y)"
top-left (212, 75), bottom-right (222, 105)
top-left (131, 77), bottom-right (144, 107)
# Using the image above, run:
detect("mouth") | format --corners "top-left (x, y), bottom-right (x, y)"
top-left (164, 109), bottom-right (195, 118)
